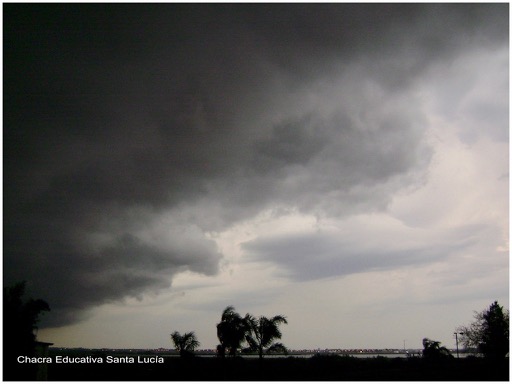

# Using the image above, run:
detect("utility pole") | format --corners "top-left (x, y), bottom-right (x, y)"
top-left (454, 332), bottom-right (464, 358)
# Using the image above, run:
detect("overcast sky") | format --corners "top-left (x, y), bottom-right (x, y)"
top-left (4, 3), bottom-right (509, 351)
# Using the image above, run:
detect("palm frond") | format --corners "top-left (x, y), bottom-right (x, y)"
top-left (171, 330), bottom-right (199, 355)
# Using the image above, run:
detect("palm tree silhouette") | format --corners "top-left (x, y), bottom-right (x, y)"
top-left (245, 314), bottom-right (288, 359)
top-left (216, 305), bottom-right (251, 357)
top-left (170, 331), bottom-right (200, 357)
top-left (422, 338), bottom-right (453, 360)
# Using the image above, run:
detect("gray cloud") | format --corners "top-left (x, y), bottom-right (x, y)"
top-left (4, 3), bottom-right (507, 326)
top-left (242, 228), bottom-right (478, 282)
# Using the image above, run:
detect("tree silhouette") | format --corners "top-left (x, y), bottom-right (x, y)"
top-left (457, 301), bottom-right (509, 359)
top-left (3, 281), bottom-right (50, 379)
top-left (216, 305), bottom-right (251, 357)
top-left (480, 301), bottom-right (509, 359)
top-left (245, 314), bottom-right (288, 359)
top-left (170, 331), bottom-right (200, 357)
top-left (422, 338), bottom-right (453, 360)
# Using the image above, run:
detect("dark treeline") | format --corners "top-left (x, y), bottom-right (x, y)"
top-left (118, 302), bottom-right (508, 381)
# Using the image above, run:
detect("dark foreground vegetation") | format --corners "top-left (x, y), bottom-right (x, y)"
top-left (3, 284), bottom-right (509, 381)
top-left (44, 354), bottom-right (508, 381)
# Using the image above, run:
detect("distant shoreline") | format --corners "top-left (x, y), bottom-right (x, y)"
top-left (49, 346), bottom-right (471, 357)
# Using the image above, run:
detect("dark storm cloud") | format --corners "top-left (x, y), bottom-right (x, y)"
top-left (4, 4), bottom-right (507, 326)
